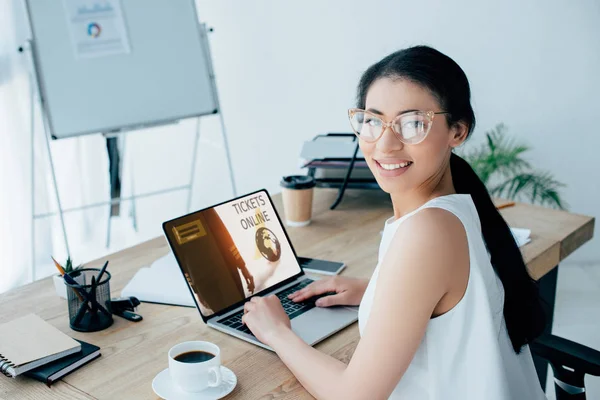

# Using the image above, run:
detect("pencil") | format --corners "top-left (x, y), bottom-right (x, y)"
top-left (51, 256), bottom-right (66, 276)
top-left (497, 201), bottom-right (516, 210)
top-left (62, 272), bottom-right (86, 302)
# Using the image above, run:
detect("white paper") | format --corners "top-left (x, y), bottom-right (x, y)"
top-left (510, 227), bottom-right (531, 248)
top-left (121, 252), bottom-right (196, 307)
top-left (63, 0), bottom-right (131, 59)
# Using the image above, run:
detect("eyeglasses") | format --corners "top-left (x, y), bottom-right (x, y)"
top-left (347, 108), bottom-right (450, 145)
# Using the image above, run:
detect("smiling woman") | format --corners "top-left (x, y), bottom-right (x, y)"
top-left (241, 45), bottom-right (547, 400)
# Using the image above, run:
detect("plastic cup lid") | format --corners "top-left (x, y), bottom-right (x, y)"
top-left (280, 175), bottom-right (316, 190)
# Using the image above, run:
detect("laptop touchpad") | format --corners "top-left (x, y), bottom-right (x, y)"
top-left (291, 307), bottom-right (358, 345)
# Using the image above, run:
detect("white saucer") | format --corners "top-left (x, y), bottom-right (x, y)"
top-left (152, 366), bottom-right (237, 400)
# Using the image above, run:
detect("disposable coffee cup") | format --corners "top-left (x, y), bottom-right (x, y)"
top-left (168, 341), bottom-right (222, 393)
top-left (280, 175), bottom-right (316, 227)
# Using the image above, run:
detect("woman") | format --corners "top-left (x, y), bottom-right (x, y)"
top-left (242, 45), bottom-right (547, 399)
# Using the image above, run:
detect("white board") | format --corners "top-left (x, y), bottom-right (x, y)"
top-left (25, 0), bottom-right (218, 139)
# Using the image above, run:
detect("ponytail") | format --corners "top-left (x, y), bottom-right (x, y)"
top-left (451, 153), bottom-right (546, 352)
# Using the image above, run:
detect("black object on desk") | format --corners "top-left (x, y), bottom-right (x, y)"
top-left (298, 257), bottom-right (346, 275)
top-left (109, 296), bottom-right (143, 322)
top-left (24, 339), bottom-right (101, 386)
top-left (301, 133), bottom-right (379, 209)
top-left (65, 269), bottom-right (113, 332)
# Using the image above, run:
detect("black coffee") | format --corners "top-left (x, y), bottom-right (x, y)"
top-left (174, 350), bottom-right (215, 363)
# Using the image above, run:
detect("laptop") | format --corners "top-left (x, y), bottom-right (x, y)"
top-left (162, 188), bottom-right (358, 351)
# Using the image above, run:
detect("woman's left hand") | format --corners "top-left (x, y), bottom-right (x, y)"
top-left (242, 295), bottom-right (291, 345)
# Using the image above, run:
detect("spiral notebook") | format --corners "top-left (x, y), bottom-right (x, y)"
top-left (0, 314), bottom-right (81, 378)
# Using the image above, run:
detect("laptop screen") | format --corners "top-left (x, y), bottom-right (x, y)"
top-left (163, 190), bottom-right (302, 318)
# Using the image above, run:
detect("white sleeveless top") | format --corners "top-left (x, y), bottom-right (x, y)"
top-left (358, 194), bottom-right (546, 400)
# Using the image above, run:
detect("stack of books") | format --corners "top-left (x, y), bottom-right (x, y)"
top-left (0, 314), bottom-right (100, 386)
top-left (300, 133), bottom-right (381, 209)
top-left (300, 133), bottom-right (379, 190)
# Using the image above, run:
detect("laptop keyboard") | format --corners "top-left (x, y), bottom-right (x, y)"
top-left (218, 279), bottom-right (319, 335)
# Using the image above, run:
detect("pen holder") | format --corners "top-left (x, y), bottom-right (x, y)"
top-left (65, 268), bottom-right (114, 332)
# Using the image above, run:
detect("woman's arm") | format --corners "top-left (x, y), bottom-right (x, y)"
top-left (246, 208), bottom-right (469, 400)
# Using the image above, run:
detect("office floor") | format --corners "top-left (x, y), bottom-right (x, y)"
top-left (546, 262), bottom-right (600, 398)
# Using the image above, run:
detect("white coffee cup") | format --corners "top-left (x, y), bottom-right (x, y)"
top-left (168, 341), bottom-right (222, 393)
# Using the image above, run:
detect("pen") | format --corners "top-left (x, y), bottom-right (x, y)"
top-left (73, 276), bottom-right (98, 326)
top-left (96, 260), bottom-right (109, 284)
top-left (90, 276), bottom-right (97, 315)
top-left (69, 273), bottom-right (112, 322)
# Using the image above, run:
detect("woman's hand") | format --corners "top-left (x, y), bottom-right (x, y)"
top-left (288, 277), bottom-right (369, 307)
top-left (242, 295), bottom-right (291, 345)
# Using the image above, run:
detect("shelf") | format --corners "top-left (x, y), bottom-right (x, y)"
top-left (303, 160), bottom-right (369, 169)
top-left (315, 178), bottom-right (380, 190)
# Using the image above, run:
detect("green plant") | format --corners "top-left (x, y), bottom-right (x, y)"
top-left (63, 257), bottom-right (83, 274)
top-left (460, 123), bottom-right (566, 209)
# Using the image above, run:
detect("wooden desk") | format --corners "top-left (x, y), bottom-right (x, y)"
top-left (0, 189), bottom-right (594, 400)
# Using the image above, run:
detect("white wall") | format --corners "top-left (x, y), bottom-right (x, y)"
top-left (193, 0), bottom-right (600, 262)
top-left (3, 0), bottom-right (599, 290)
top-left (1, 0), bottom-right (235, 284)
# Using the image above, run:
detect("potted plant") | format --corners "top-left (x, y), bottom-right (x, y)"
top-left (52, 257), bottom-right (82, 299)
top-left (460, 124), bottom-right (566, 209)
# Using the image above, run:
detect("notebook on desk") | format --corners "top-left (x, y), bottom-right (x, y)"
top-left (0, 314), bottom-right (81, 377)
top-left (24, 339), bottom-right (100, 386)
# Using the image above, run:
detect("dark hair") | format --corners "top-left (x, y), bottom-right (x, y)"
top-left (357, 45), bottom-right (545, 353)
